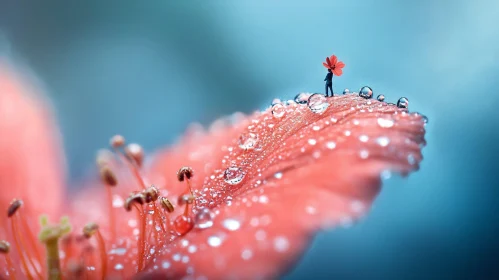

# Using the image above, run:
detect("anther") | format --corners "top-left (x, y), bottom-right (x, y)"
top-left (99, 165), bottom-right (118, 187)
top-left (142, 185), bottom-right (159, 203)
top-left (177, 167), bottom-right (194, 182)
top-left (96, 149), bottom-right (114, 168)
top-left (159, 197), bottom-right (175, 213)
top-left (82, 223), bottom-right (107, 280)
top-left (0, 240), bottom-right (15, 280)
top-left (124, 193), bottom-right (145, 212)
top-left (125, 143), bottom-right (144, 167)
top-left (110, 135), bottom-right (125, 148)
top-left (0, 240), bottom-right (10, 254)
top-left (7, 199), bottom-right (22, 217)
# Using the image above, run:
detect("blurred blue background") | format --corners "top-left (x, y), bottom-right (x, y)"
top-left (1, 0), bottom-right (498, 279)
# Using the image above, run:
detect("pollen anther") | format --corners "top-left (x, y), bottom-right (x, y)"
top-left (160, 197), bottom-right (175, 213)
top-left (177, 167), bottom-right (194, 181)
top-left (7, 199), bottom-right (22, 217)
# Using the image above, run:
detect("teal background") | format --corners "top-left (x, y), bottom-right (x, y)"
top-left (1, 1), bottom-right (498, 279)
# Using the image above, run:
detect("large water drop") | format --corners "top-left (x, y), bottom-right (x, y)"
top-left (307, 94), bottom-right (329, 114)
top-left (397, 97), bottom-right (409, 109)
top-left (223, 167), bottom-right (245, 185)
top-left (359, 86), bottom-right (373, 99)
top-left (294, 93), bottom-right (311, 104)
top-left (271, 98), bottom-right (281, 106)
top-left (195, 208), bottom-right (214, 229)
top-left (377, 94), bottom-right (385, 102)
top-left (238, 133), bottom-right (258, 150)
top-left (343, 88), bottom-right (350, 94)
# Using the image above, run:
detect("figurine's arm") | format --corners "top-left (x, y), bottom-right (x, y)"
top-left (324, 74), bottom-right (328, 81)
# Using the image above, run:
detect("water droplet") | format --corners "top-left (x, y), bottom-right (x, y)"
top-left (273, 236), bottom-right (290, 252)
top-left (359, 135), bottom-right (369, 142)
top-left (162, 261), bottom-right (171, 269)
top-left (377, 94), bottom-right (385, 102)
top-left (274, 172), bottom-right (283, 179)
top-left (109, 248), bottom-right (127, 256)
top-left (397, 97), bottom-right (409, 109)
top-left (377, 118), bottom-right (394, 128)
top-left (271, 103), bottom-right (286, 118)
top-left (188, 245), bottom-right (197, 253)
top-left (326, 141), bottom-right (336, 149)
top-left (208, 235), bottom-right (223, 247)
top-left (407, 154), bottom-right (416, 165)
top-left (172, 253), bottom-right (181, 261)
top-left (195, 208), bottom-right (214, 229)
top-left (359, 150), bottom-right (369, 159)
top-left (376, 136), bottom-right (390, 147)
top-left (343, 88), bottom-right (350, 94)
top-left (307, 94), bottom-right (329, 114)
top-left (294, 93), bottom-right (311, 104)
top-left (114, 264), bottom-right (124, 271)
top-left (222, 218), bottom-right (241, 231)
top-left (308, 138), bottom-right (317, 145)
top-left (312, 125), bottom-right (320, 131)
top-left (271, 98), bottom-right (281, 106)
top-left (359, 86), bottom-right (373, 99)
top-left (223, 167), bottom-right (245, 185)
top-left (241, 249), bottom-right (253, 260)
top-left (238, 133), bottom-right (258, 150)
top-left (255, 230), bottom-right (267, 241)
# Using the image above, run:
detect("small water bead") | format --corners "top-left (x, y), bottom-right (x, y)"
top-left (241, 249), bottom-right (253, 260)
top-left (238, 133), bottom-right (258, 150)
top-left (397, 97), bottom-right (409, 109)
top-left (359, 135), bottom-right (369, 142)
top-left (343, 88), bottom-right (350, 94)
top-left (407, 154), bottom-right (416, 165)
top-left (326, 141), bottom-right (336, 149)
top-left (376, 136), bottom-right (390, 147)
top-left (377, 117), bottom-right (394, 128)
top-left (307, 94), bottom-right (329, 114)
top-left (222, 218), bottom-right (241, 231)
top-left (114, 264), bottom-right (124, 271)
top-left (273, 236), bottom-right (290, 252)
top-left (162, 261), bottom-right (171, 269)
top-left (308, 139), bottom-right (317, 145)
top-left (377, 94), bottom-right (385, 102)
top-left (294, 93), bottom-right (311, 104)
top-left (359, 86), bottom-right (373, 99)
top-left (195, 207), bottom-right (214, 229)
top-left (274, 172), bottom-right (283, 179)
top-left (207, 235), bottom-right (223, 247)
top-left (359, 149), bottom-right (369, 159)
top-left (223, 167), bottom-right (245, 185)
top-left (271, 103), bottom-right (286, 118)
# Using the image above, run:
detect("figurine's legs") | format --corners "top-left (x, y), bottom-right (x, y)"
top-left (327, 84), bottom-right (333, 97)
top-left (325, 84), bottom-right (329, 97)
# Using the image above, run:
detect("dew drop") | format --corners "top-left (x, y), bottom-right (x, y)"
top-left (376, 136), bottom-right (390, 147)
top-left (407, 154), bottom-right (416, 165)
top-left (397, 97), bottom-right (409, 109)
top-left (274, 172), bottom-right (283, 179)
top-left (195, 208), bottom-right (214, 229)
top-left (359, 149), bottom-right (369, 159)
top-left (359, 135), bottom-right (369, 142)
top-left (207, 235), bottom-right (223, 247)
top-left (307, 94), bottom-right (329, 114)
top-left (114, 264), bottom-right (124, 271)
top-left (359, 86), bottom-right (373, 99)
top-left (377, 94), bottom-right (385, 102)
top-left (271, 103), bottom-right (286, 118)
top-left (188, 245), bottom-right (197, 253)
top-left (222, 218), bottom-right (241, 231)
top-left (326, 141), bottom-right (336, 150)
top-left (273, 236), bottom-right (290, 252)
top-left (109, 248), bottom-right (127, 256)
top-left (223, 167), bottom-right (245, 185)
top-left (308, 138), bottom-right (317, 146)
top-left (238, 133), bottom-right (258, 150)
top-left (241, 249), bottom-right (253, 260)
top-left (271, 98), bottom-right (282, 106)
top-left (377, 118), bottom-right (394, 128)
top-left (162, 261), bottom-right (171, 269)
top-left (294, 93), bottom-right (311, 104)
top-left (343, 88), bottom-right (350, 94)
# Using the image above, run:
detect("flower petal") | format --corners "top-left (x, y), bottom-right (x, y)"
top-left (134, 95), bottom-right (426, 278)
top-left (0, 63), bottom-right (65, 232)
top-left (325, 57), bottom-right (331, 66)
top-left (322, 62), bottom-right (330, 69)
top-left (330, 55), bottom-right (338, 66)
top-left (336, 61), bottom-right (345, 69)
top-left (332, 68), bottom-right (343, 76)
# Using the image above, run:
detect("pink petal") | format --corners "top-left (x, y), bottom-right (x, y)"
top-left (0, 62), bottom-right (65, 234)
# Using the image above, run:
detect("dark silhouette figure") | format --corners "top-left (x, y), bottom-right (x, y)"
top-left (324, 69), bottom-right (333, 97)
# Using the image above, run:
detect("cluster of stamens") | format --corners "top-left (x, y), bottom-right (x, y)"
top-left (0, 135), bottom-right (199, 279)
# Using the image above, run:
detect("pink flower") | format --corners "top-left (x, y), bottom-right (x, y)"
top-left (0, 62), bottom-right (426, 279)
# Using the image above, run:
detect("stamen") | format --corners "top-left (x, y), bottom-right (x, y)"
top-left (124, 193), bottom-right (146, 272)
top-left (177, 167), bottom-right (196, 208)
top-left (83, 223), bottom-right (107, 280)
top-left (7, 200), bottom-right (42, 279)
top-left (38, 215), bottom-right (72, 280)
top-left (125, 143), bottom-right (144, 167)
top-left (98, 164), bottom-right (118, 241)
top-left (173, 194), bottom-right (194, 236)
top-left (110, 135), bottom-right (125, 148)
top-left (142, 185), bottom-right (167, 234)
top-left (159, 197), bottom-right (175, 213)
top-left (0, 240), bottom-right (16, 280)
top-left (109, 135), bottom-right (147, 190)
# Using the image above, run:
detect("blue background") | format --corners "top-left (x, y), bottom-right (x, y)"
top-left (1, 1), bottom-right (498, 279)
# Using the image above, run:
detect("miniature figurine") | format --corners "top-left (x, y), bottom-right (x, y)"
top-left (322, 55), bottom-right (345, 97)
